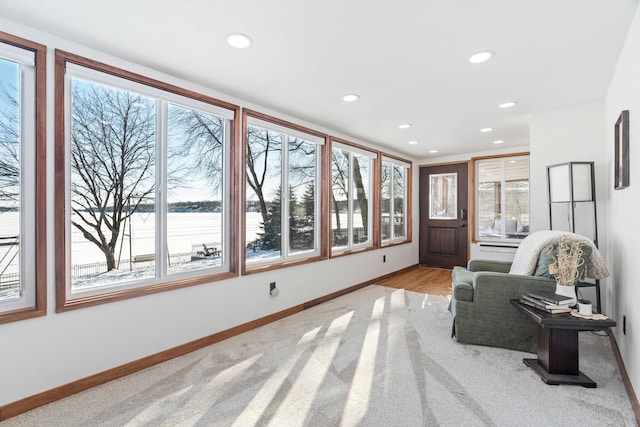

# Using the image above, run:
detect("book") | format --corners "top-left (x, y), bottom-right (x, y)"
top-left (520, 295), bottom-right (572, 313)
top-left (520, 298), bottom-right (572, 314)
top-left (526, 290), bottom-right (575, 306)
top-left (521, 294), bottom-right (569, 309)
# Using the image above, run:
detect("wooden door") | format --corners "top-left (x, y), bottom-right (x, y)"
top-left (419, 163), bottom-right (469, 268)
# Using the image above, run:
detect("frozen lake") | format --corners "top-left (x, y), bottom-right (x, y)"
top-left (0, 210), bottom-right (364, 275)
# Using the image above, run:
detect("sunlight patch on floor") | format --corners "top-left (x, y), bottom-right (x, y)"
top-left (231, 327), bottom-right (322, 426)
top-left (129, 353), bottom-right (263, 425)
top-left (340, 296), bottom-right (385, 426)
top-left (421, 293), bottom-right (430, 309)
top-left (383, 289), bottom-right (407, 397)
top-left (268, 310), bottom-right (354, 426)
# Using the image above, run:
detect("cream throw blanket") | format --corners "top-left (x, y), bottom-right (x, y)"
top-left (509, 230), bottom-right (609, 279)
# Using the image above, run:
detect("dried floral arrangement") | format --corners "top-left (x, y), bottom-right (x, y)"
top-left (547, 236), bottom-right (585, 286)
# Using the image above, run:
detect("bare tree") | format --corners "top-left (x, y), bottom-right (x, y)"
top-left (331, 149), bottom-right (369, 241)
top-left (0, 83), bottom-right (19, 202)
top-left (246, 127), bottom-right (282, 226)
top-left (331, 150), bottom-right (349, 234)
top-left (352, 155), bottom-right (369, 233)
top-left (70, 81), bottom-right (155, 270)
top-left (167, 105), bottom-right (224, 193)
top-left (247, 129), bottom-right (322, 247)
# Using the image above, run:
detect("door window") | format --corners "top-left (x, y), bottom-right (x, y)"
top-left (429, 173), bottom-right (457, 219)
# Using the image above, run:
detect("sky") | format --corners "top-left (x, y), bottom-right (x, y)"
top-left (0, 58), bottom-right (18, 91)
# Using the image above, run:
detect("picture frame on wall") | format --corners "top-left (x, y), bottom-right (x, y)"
top-left (614, 110), bottom-right (629, 190)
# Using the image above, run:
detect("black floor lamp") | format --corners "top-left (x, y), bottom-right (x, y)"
top-left (546, 161), bottom-right (602, 313)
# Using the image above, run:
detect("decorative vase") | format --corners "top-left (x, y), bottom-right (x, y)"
top-left (555, 283), bottom-right (577, 306)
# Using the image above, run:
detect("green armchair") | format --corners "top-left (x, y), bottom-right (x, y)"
top-left (450, 260), bottom-right (556, 353)
top-left (449, 230), bottom-right (608, 353)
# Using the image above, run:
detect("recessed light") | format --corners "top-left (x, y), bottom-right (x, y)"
top-left (342, 94), bottom-right (359, 102)
top-left (227, 33), bottom-right (253, 49)
top-left (398, 123), bottom-right (411, 129)
top-left (408, 140), bottom-right (419, 145)
top-left (493, 140), bottom-right (505, 144)
top-left (480, 127), bottom-right (493, 133)
top-left (499, 101), bottom-right (517, 109)
top-left (429, 149), bottom-right (439, 153)
top-left (469, 50), bottom-right (494, 64)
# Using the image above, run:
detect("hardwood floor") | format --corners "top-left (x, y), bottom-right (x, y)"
top-left (377, 265), bottom-right (452, 296)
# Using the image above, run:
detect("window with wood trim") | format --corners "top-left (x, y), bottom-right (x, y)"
top-left (0, 33), bottom-right (46, 323)
top-left (381, 156), bottom-right (411, 244)
top-left (243, 111), bottom-right (325, 271)
top-left (331, 139), bottom-right (376, 253)
top-left (55, 51), bottom-right (239, 310)
top-left (474, 154), bottom-right (530, 242)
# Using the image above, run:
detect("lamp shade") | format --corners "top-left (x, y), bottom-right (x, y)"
top-left (548, 164), bottom-right (571, 202)
top-left (547, 162), bottom-right (593, 203)
top-left (571, 163), bottom-right (593, 202)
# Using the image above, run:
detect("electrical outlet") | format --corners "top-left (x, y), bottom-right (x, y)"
top-left (623, 315), bottom-right (626, 335)
top-left (269, 282), bottom-right (279, 297)
top-left (383, 255), bottom-right (386, 263)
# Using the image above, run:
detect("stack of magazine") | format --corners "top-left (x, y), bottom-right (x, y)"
top-left (519, 290), bottom-right (574, 313)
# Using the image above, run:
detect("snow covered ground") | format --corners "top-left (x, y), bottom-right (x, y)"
top-left (0, 210), bottom-right (361, 295)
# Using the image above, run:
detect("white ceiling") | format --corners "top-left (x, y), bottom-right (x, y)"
top-left (1, 0), bottom-right (638, 159)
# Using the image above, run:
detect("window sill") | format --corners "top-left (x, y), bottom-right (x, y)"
top-left (0, 307), bottom-right (47, 325)
top-left (380, 238), bottom-right (412, 248)
top-left (56, 271), bottom-right (239, 313)
top-left (242, 255), bottom-right (326, 275)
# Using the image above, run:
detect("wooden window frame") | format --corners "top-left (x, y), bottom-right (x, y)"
top-left (470, 151), bottom-right (530, 244)
top-left (380, 153), bottom-right (412, 247)
top-left (241, 109), bottom-right (329, 275)
top-left (54, 50), bottom-right (240, 312)
top-left (0, 32), bottom-right (47, 324)
top-left (329, 137), bottom-right (380, 258)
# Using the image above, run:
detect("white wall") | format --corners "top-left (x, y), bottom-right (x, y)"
top-left (529, 102), bottom-right (608, 309)
top-left (529, 102), bottom-right (607, 234)
top-left (606, 3), bottom-right (640, 402)
top-left (0, 19), bottom-right (419, 406)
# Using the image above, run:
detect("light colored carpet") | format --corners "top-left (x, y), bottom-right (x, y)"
top-left (3, 285), bottom-right (636, 426)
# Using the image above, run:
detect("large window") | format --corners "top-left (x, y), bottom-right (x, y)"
top-left (381, 156), bottom-right (411, 244)
top-left (331, 139), bottom-right (376, 253)
top-left (55, 51), bottom-right (239, 310)
top-left (244, 111), bottom-right (325, 271)
top-left (475, 154), bottom-right (530, 241)
top-left (0, 34), bottom-right (45, 323)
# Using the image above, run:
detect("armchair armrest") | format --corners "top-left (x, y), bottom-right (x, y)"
top-left (467, 259), bottom-right (512, 273)
top-left (472, 272), bottom-right (555, 305)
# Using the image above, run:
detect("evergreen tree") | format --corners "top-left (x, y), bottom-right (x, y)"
top-left (258, 184), bottom-right (315, 251)
top-left (301, 182), bottom-right (315, 227)
top-left (293, 183), bottom-right (315, 249)
top-left (288, 187), bottom-right (303, 249)
top-left (258, 187), bottom-right (282, 250)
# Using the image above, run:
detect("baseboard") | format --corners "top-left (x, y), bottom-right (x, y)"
top-left (0, 264), bottom-right (418, 421)
top-left (608, 328), bottom-right (640, 424)
top-left (303, 264), bottom-right (418, 309)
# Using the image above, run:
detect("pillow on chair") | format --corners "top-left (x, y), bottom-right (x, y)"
top-left (534, 241), bottom-right (593, 283)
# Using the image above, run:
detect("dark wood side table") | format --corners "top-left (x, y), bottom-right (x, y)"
top-left (511, 299), bottom-right (616, 388)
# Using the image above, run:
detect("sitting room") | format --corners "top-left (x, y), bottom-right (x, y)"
top-left (0, 1), bottom-right (639, 425)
